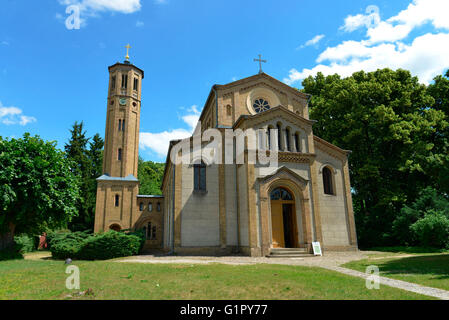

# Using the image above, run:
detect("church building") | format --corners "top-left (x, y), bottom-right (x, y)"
top-left (94, 52), bottom-right (358, 257)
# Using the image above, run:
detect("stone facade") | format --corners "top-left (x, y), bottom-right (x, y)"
top-left (95, 60), bottom-right (358, 257)
top-left (161, 73), bottom-right (358, 257)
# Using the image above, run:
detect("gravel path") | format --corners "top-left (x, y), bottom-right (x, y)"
top-left (118, 252), bottom-right (449, 300)
top-left (325, 266), bottom-right (449, 300)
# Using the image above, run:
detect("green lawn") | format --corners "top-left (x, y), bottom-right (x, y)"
top-left (0, 255), bottom-right (434, 300)
top-left (343, 253), bottom-right (449, 292)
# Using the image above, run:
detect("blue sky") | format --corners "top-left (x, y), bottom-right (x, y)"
top-left (1, 0), bottom-right (448, 161)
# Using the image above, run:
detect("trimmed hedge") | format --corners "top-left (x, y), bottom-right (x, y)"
top-left (48, 231), bottom-right (90, 259)
top-left (49, 230), bottom-right (142, 260)
top-left (77, 232), bottom-right (141, 260)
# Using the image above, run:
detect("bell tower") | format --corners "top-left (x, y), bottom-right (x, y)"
top-left (94, 46), bottom-right (144, 233)
top-left (103, 48), bottom-right (144, 178)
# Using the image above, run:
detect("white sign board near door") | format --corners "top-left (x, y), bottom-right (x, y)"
top-left (312, 242), bottom-right (322, 256)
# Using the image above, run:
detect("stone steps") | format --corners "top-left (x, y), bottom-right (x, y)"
top-left (268, 248), bottom-right (315, 259)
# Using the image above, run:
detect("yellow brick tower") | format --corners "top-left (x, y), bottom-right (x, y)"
top-left (94, 46), bottom-right (144, 233)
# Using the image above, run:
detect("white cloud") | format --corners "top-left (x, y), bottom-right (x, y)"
top-left (341, 5), bottom-right (381, 32)
top-left (58, 0), bottom-right (141, 14)
top-left (57, 0), bottom-right (141, 26)
top-left (285, 1), bottom-right (449, 86)
top-left (140, 105), bottom-right (201, 157)
top-left (298, 34), bottom-right (325, 49)
top-left (0, 101), bottom-right (36, 126)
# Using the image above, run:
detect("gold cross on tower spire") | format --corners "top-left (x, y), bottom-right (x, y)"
top-left (125, 44), bottom-right (131, 62)
top-left (254, 54), bottom-right (267, 74)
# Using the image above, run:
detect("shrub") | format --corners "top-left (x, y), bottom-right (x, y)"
top-left (77, 231), bottom-right (141, 260)
top-left (14, 234), bottom-right (36, 253)
top-left (49, 231), bottom-right (90, 260)
top-left (410, 212), bottom-right (449, 249)
top-left (392, 187), bottom-right (449, 246)
top-left (126, 229), bottom-right (146, 254)
top-left (48, 230), bottom-right (142, 260)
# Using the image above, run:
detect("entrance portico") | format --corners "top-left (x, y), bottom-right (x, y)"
top-left (258, 167), bottom-right (318, 257)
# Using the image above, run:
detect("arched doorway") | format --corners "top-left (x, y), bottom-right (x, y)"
top-left (270, 187), bottom-right (299, 248)
top-left (109, 224), bottom-right (121, 232)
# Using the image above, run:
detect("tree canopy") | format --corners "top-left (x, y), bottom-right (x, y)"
top-left (0, 134), bottom-right (80, 249)
top-left (64, 122), bottom-right (104, 232)
top-left (138, 158), bottom-right (165, 196)
top-left (302, 68), bottom-right (449, 247)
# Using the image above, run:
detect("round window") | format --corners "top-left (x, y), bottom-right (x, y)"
top-left (253, 98), bottom-right (271, 113)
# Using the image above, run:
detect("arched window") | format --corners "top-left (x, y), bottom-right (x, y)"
top-left (194, 161), bottom-right (207, 191)
top-left (270, 188), bottom-right (293, 201)
top-left (277, 124), bottom-right (282, 151)
top-left (115, 195), bottom-right (120, 207)
top-left (110, 224), bottom-right (121, 232)
top-left (118, 119), bottom-right (122, 131)
top-left (147, 222), bottom-right (157, 240)
top-left (294, 133), bottom-right (300, 152)
top-left (226, 105), bottom-right (232, 116)
top-left (148, 203), bottom-right (153, 212)
top-left (323, 167), bottom-right (334, 195)
top-left (267, 126), bottom-right (273, 150)
top-left (118, 148), bottom-right (122, 161)
top-left (285, 128), bottom-right (291, 152)
top-left (139, 202), bottom-right (144, 211)
top-left (157, 202), bottom-right (161, 212)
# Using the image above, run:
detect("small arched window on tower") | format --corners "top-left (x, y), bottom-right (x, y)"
top-left (111, 76), bottom-right (116, 90)
top-left (121, 119), bottom-right (125, 131)
top-left (118, 148), bottom-right (122, 161)
top-left (133, 78), bottom-right (139, 91)
top-left (121, 74), bottom-right (128, 89)
top-left (323, 167), bottom-right (335, 195)
top-left (118, 119), bottom-right (122, 131)
top-left (115, 195), bottom-right (120, 207)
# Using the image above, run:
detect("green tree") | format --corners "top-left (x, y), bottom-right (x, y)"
top-left (138, 158), bottom-right (165, 196)
top-left (0, 134), bottom-right (80, 250)
top-left (302, 69), bottom-right (448, 247)
top-left (426, 70), bottom-right (449, 193)
top-left (86, 133), bottom-right (104, 230)
top-left (65, 122), bottom-right (103, 232)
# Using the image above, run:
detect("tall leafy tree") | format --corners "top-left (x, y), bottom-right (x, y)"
top-left (426, 70), bottom-right (449, 193)
top-left (0, 134), bottom-right (80, 249)
top-left (65, 122), bottom-right (104, 232)
top-left (302, 69), bottom-right (448, 247)
top-left (86, 133), bottom-right (104, 230)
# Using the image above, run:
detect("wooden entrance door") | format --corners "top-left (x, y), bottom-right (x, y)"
top-left (271, 202), bottom-right (285, 248)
